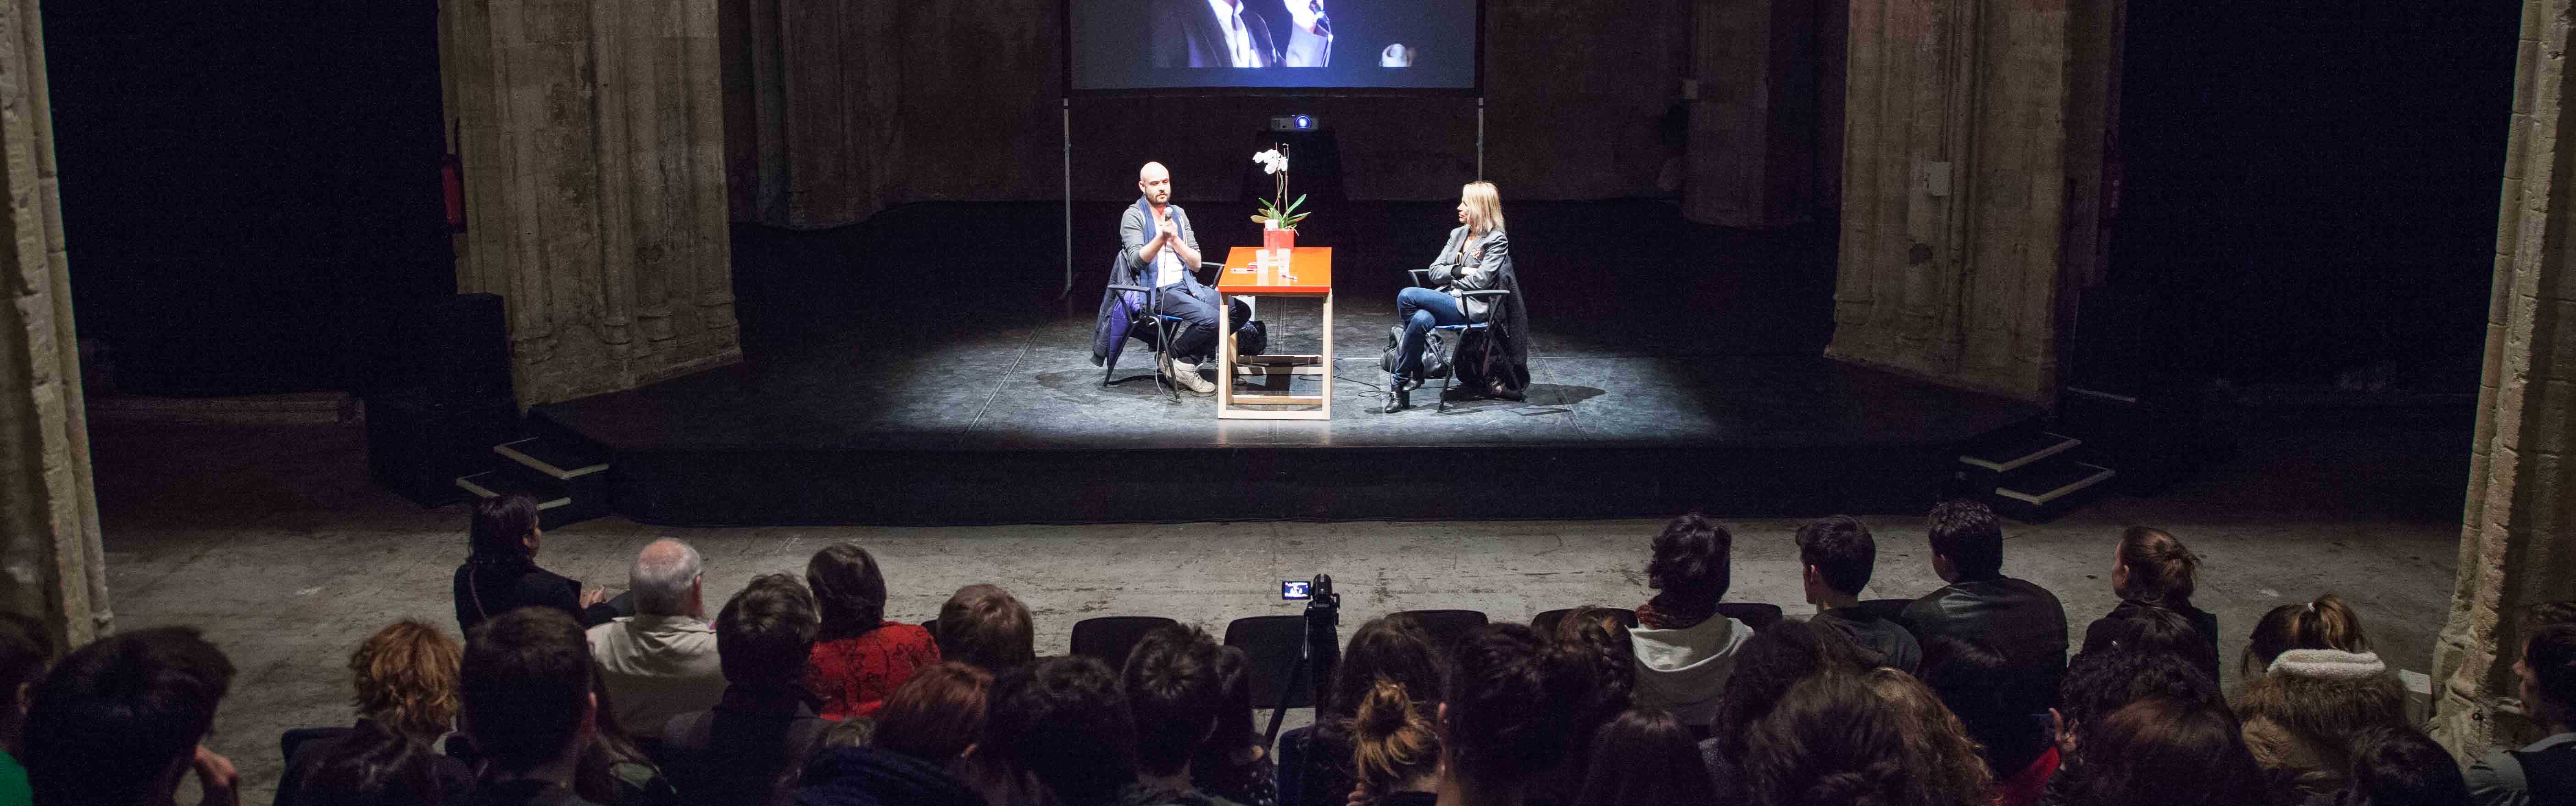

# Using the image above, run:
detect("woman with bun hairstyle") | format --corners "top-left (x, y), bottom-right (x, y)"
top-left (2232, 593), bottom-right (2406, 802)
top-left (1346, 678), bottom-right (1441, 806)
top-left (2081, 527), bottom-right (2220, 682)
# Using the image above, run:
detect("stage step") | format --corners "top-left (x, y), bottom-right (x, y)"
top-left (457, 436), bottom-right (612, 530)
top-left (1955, 428), bottom-right (2081, 493)
top-left (1989, 455), bottom-right (2118, 524)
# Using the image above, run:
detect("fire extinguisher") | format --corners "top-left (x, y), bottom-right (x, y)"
top-left (442, 119), bottom-right (466, 233)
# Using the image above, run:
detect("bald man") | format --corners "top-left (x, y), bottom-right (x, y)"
top-left (587, 537), bottom-right (723, 738)
top-left (1117, 162), bottom-right (1249, 395)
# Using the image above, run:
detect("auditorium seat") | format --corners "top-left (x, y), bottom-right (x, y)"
top-left (1714, 602), bottom-right (1785, 631)
top-left (1531, 607), bottom-right (1638, 635)
top-left (1394, 609), bottom-right (1489, 652)
top-left (1070, 616), bottom-right (1180, 668)
top-left (1223, 615), bottom-right (1313, 708)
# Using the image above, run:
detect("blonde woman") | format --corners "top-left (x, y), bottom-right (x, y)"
top-left (1387, 181), bottom-right (1529, 412)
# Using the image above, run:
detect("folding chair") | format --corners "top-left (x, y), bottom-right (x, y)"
top-left (1106, 262), bottom-right (1230, 401)
top-left (1223, 614), bottom-right (1314, 709)
top-left (1406, 269), bottom-right (1514, 412)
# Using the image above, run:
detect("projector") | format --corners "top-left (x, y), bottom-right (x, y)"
top-left (1269, 115), bottom-right (1318, 132)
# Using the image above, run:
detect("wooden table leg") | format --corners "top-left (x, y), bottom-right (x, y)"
top-left (1217, 290), bottom-right (1234, 410)
top-left (1321, 291), bottom-right (1333, 420)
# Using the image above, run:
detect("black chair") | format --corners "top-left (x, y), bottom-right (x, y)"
top-left (1404, 269), bottom-right (1515, 412)
top-left (1070, 616), bottom-right (1180, 669)
top-left (1223, 615), bottom-right (1313, 709)
top-left (1531, 607), bottom-right (1638, 635)
top-left (1714, 602), bottom-right (1786, 631)
top-left (1394, 609), bottom-right (1490, 653)
top-left (1104, 262), bottom-right (1226, 401)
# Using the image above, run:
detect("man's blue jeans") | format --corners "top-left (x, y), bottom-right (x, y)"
top-left (1394, 286), bottom-right (1465, 383)
top-left (1157, 280), bottom-right (1251, 364)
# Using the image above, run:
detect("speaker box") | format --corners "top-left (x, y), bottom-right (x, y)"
top-left (367, 395), bottom-right (519, 507)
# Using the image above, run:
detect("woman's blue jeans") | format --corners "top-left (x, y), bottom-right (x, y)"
top-left (1394, 286), bottom-right (1466, 383)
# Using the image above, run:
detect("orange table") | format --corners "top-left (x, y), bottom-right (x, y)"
top-left (1217, 246), bottom-right (1333, 420)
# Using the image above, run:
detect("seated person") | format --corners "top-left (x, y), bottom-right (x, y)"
top-left (452, 493), bottom-right (618, 633)
top-left (802, 543), bottom-right (940, 719)
top-left (1629, 513), bottom-right (1752, 728)
top-left (586, 538), bottom-right (723, 739)
top-left (1899, 498), bottom-right (2070, 714)
top-left (1385, 180), bottom-right (1527, 413)
top-left (2465, 617), bottom-right (2576, 805)
top-left (659, 573), bottom-right (832, 806)
top-left (1093, 161), bottom-right (1253, 396)
top-left (1795, 515), bottom-right (1921, 672)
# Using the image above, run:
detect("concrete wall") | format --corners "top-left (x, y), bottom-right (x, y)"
top-left (723, 0), bottom-right (1705, 227)
top-left (0, 0), bottom-right (106, 646)
top-left (440, 0), bottom-right (743, 405)
top-left (1824, 0), bottom-right (2117, 404)
top-left (2430, 0), bottom-right (2576, 759)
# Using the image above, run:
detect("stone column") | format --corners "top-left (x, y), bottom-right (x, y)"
top-left (0, 0), bottom-right (106, 647)
top-left (1684, 0), bottom-right (1819, 228)
top-left (2430, 0), bottom-right (2576, 759)
top-left (1825, 0), bottom-right (2114, 404)
top-left (440, 0), bottom-right (742, 406)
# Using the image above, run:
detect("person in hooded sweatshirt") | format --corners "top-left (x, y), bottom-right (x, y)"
top-left (2231, 593), bottom-right (2407, 803)
top-left (1628, 513), bottom-right (1753, 728)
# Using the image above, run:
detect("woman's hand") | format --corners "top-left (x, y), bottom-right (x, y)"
top-left (581, 588), bottom-right (611, 608)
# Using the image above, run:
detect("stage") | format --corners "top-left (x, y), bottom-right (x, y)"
top-left (530, 201), bottom-right (2040, 524)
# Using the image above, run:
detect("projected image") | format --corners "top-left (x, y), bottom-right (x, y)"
top-left (1071, 0), bottom-right (1477, 91)
top-left (1152, 0), bottom-right (1332, 68)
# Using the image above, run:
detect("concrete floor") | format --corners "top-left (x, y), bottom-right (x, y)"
top-left (85, 407), bottom-right (2472, 805)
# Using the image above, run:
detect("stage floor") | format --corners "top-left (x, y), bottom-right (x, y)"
top-left (533, 201), bottom-right (2040, 524)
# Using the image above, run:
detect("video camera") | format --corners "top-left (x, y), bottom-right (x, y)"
top-left (1265, 573), bottom-right (1342, 744)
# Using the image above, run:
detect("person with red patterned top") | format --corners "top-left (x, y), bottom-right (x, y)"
top-left (802, 543), bottom-right (940, 719)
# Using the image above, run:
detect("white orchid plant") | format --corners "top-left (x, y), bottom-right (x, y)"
top-left (1252, 145), bottom-right (1308, 230)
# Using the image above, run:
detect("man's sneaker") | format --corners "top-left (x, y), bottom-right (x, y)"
top-left (1169, 360), bottom-right (1217, 395)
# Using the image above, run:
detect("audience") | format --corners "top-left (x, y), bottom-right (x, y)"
top-left (1742, 672), bottom-right (1986, 806)
top-left (791, 662), bottom-right (990, 806)
top-left (295, 722), bottom-right (457, 806)
top-left (576, 673), bottom-right (680, 806)
top-left (1544, 605), bottom-right (1638, 804)
top-left (1630, 513), bottom-right (1753, 727)
top-left (0, 613), bottom-right (56, 805)
top-left (1347, 678), bottom-right (1441, 806)
top-left (2234, 593), bottom-right (2405, 801)
top-left (2346, 725), bottom-right (2472, 806)
top-left (458, 608), bottom-right (600, 806)
top-left (1899, 499), bottom-right (2070, 713)
top-left (2081, 526), bottom-right (2220, 682)
top-left (2468, 620), bottom-right (2576, 806)
top-left (30, 509), bottom-right (2559, 806)
top-left (1121, 625), bottom-right (1238, 806)
top-left (280, 620), bottom-right (473, 806)
top-left (2060, 697), bottom-right (2269, 806)
top-left (1796, 515), bottom-right (1922, 672)
top-left (1699, 617), bottom-right (1867, 800)
top-left (1569, 709), bottom-right (1718, 806)
top-left (454, 493), bottom-right (616, 633)
top-left (2077, 601), bottom-right (2222, 686)
top-left (1864, 668), bottom-right (1995, 805)
top-left (1917, 637), bottom-right (2054, 806)
top-left (661, 573), bottom-right (831, 806)
top-left (1280, 615), bottom-right (1447, 806)
top-left (803, 543), bottom-right (941, 719)
top-left (1432, 623), bottom-right (1583, 806)
top-left (936, 583), bottom-right (1036, 674)
top-left (1192, 645), bottom-right (1278, 806)
top-left (588, 538), bottom-right (724, 739)
top-left (983, 655), bottom-right (1138, 806)
top-left (23, 627), bottom-right (236, 806)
